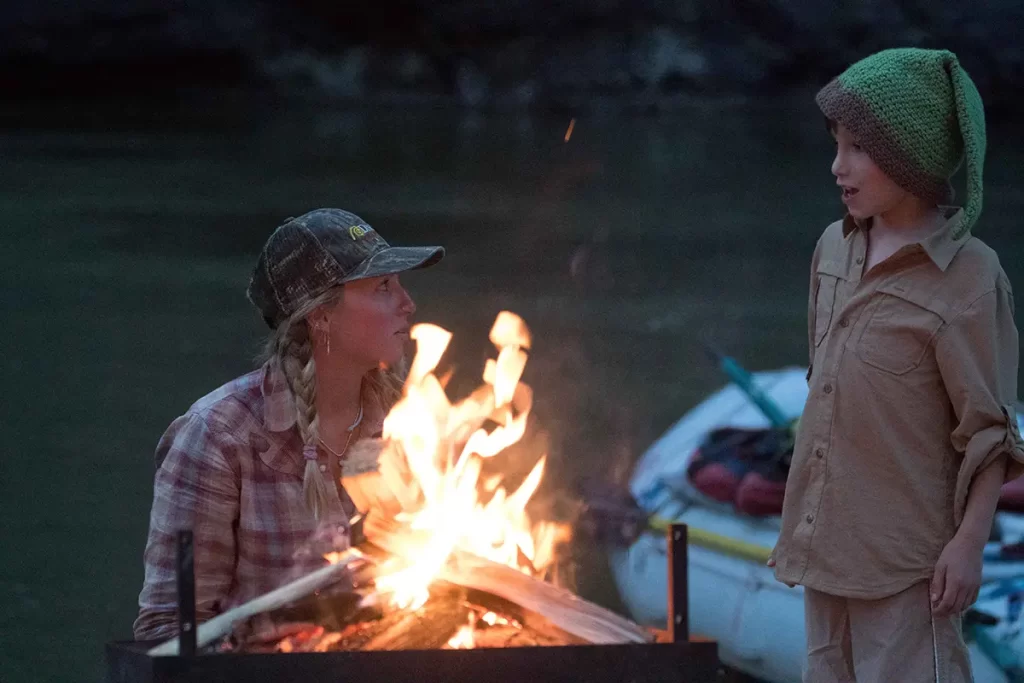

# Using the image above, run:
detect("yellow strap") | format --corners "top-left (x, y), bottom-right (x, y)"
top-left (649, 516), bottom-right (774, 565)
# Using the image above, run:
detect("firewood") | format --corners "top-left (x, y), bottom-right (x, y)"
top-left (364, 516), bottom-right (652, 645)
top-left (147, 548), bottom-right (365, 656)
top-left (439, 555), bottom-right (651, 645)
top-left (461, 589), bottom-right (588, 646)
top-left (362, 583), bottom-right (471, 651)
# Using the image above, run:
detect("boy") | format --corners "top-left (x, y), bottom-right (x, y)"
top-left (769, 48), bottom-right (1024, 682)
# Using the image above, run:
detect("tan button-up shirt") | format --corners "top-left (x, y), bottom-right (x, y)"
top-left (774, 208), bottom-right (1024, 599)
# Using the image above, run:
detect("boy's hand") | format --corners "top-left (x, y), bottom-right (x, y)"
top-left (931, 533), bottom-right (984, 618)
top-left (767, 555), bottom-right (796, 588)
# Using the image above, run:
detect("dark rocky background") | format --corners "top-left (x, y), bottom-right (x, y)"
top-left (2, 0), bottom-right (1022, 115)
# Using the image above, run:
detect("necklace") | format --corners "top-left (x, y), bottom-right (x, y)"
top-left (318, 404), bottom-right (364, 462)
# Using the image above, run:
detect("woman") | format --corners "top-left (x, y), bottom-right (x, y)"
top-left (134, 208), bottom-right (444, 640)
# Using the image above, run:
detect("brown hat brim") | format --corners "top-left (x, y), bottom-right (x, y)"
top-left (342, 246), bottom-right (445, 283)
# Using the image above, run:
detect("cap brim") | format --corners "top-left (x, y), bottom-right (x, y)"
top-left (343, 246), bottom-right (445, 282)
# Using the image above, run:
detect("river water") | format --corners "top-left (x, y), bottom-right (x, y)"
top-left (2, 94), bottom-right (1022, 682)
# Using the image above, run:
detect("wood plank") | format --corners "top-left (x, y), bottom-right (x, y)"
top-left (147, 548), bottom-right (364, 656)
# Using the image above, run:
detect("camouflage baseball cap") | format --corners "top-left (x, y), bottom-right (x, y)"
top-left (247, 208), bottom-right (445, 328)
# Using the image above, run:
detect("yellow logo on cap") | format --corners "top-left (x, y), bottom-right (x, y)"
top-left (349, 225), bottom-right (370, 240)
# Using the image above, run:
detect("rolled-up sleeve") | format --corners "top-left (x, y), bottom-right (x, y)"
top-left (935, 282), bottom-right (1024, 526)
top-left (134, 413), bottom-right (241, 641)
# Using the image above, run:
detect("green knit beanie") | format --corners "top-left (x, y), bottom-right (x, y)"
top-left (816, 48), bottom-right (986, 239)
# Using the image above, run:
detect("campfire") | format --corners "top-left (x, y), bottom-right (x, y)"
top-left (110, 311), bottom-right (719, 682)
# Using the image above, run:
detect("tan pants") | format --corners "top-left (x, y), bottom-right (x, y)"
top-left (803, 582), bottom-right (973, 682)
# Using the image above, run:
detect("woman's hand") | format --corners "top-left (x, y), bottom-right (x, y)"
top-left (931, 533), bottom-right (984, 618)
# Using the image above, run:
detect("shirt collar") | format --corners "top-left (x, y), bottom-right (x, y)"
top-left (841, 206), bottom-right (969, 272)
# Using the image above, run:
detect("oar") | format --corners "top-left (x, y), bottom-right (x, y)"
top-left (699, 340), bottom-right (791, 429)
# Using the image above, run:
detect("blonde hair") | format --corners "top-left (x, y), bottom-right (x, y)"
top-left (260, 286), bottom-right (407, 521)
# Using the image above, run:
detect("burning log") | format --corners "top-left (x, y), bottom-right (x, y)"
top-left (362, 582), bottom-right (472, 651)
top-left (437, 555), bottom-right (651, 645)
top-left (222, 576), bottom-right (618, 654)
top-left (147, 519), bottom-right (648, 657)
top-left (212, 571), bottom-right (597, 654)
top-left (364, 515), bottom-right (652, 645)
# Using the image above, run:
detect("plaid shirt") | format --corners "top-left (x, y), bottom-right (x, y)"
top-left (134, 362), bottom-right (385, 641)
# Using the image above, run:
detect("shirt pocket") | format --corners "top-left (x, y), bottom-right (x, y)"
top-left (813, 274), bottom-right (839, 347)
top-left (856, 283), bottom-right (946, 376)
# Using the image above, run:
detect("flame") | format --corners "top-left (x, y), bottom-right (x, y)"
top-left (371, 312), bottom-right (571, 611)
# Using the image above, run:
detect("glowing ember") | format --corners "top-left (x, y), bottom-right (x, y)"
top-left (481, 611), bottom-right (514, 628)
top-left (446, 613), bottom-right (477, 649)
top-left (323, 544), bottom-right (365, 566)
top-left (371, 312), bottom-right (571, 610)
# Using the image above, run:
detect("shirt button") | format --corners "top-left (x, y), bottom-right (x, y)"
top-left (823, 383), bottom-right (833, 394)
top-left (319, 464), bottom-right (327, 472)
top-left (806, 514), bottom-right (814, 524)
top-left (856, 256), bottom-right (864, 264)
top-left (839, 318), bottom-right (849, 327)
top-left (815, 448), bottom-right (824, 459)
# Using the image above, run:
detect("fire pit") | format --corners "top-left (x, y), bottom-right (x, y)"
top-left (107, 313), bottom-right (722, 681)
top-left (107, 525), bottom-right (719, 682)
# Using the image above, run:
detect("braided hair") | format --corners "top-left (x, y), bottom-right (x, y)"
top-left (259, 287), bottom-right (406, 520)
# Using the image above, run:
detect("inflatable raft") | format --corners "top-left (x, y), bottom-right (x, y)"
top-left (608, 367), bottom-right (1024, 683)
